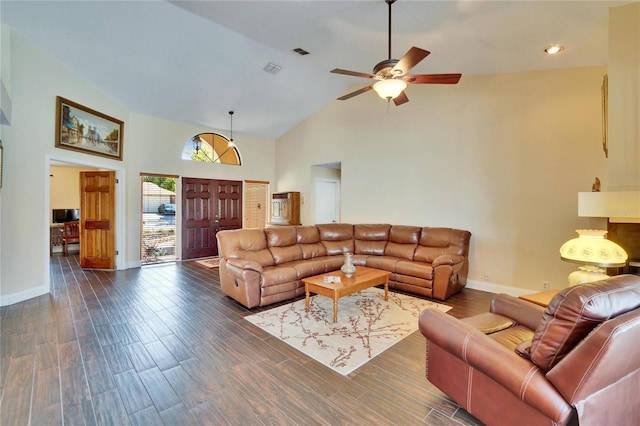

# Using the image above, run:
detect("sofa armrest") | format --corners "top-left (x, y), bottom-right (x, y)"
top-left (226, 258), bottom-right (263, 273)
top-left (431, 255), bottom-right (467, 300)
top-left (491, 294), bottom-right (545, 330)
top-left (419, 308), bottom-right (571, 421)
top-left (432, 254), bottom-right (464, 268)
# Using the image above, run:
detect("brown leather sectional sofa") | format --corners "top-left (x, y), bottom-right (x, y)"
top-left (216, 223), bottom-right (471, 308)
top-left (419, 274), bottom-right (640, 426)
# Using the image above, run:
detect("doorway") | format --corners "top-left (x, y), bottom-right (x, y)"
top-left (47, 157), bottom-right (124, 271)
top-left (312, 163), bottom-right (341, 224)
top-left (315, 179), bottom-right (340, 224)
top-left (140, 174), bottom-right (178, 265)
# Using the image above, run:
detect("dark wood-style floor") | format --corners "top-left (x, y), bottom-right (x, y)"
top-left (0, 255), bottom-right (492, 425)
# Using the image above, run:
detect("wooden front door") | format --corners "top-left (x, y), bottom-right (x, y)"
top-left (80, 171), bottom-right (116, 269)
top-left (182, 178), bottom-right (242, 260)
top-left (214, 179), bottom-right (243, 233)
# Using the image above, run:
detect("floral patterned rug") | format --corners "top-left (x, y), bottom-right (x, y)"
top-left (244, 288), bottom-right (451, 376)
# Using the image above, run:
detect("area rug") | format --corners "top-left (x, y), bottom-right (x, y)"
top-left (194, 257), bottom-right (220, 268)
top-left (245, 288), bottom-right (451, 376)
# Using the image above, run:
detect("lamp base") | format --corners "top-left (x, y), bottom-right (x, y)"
top-left (568, 265), bottom-right (609, 286)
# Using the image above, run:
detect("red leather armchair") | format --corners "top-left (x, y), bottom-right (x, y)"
top-left (419, 275), bottom-right (640, 426)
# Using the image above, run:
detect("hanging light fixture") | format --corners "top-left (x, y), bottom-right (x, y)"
top-left (373, 79), bottom-right (407, 100)
top-left (213, 110), bottom-right (237, 162)
top-left (227, 111), bottom-right (235, 148)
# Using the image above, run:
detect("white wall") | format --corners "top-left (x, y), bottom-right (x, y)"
top-left (0, 28), bottom-right (276, 305)
top-left (276, 67), bottom-right (608, 292)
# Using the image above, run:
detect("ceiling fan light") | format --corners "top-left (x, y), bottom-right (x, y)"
top-left (373, 79), bottom-right (407, 100)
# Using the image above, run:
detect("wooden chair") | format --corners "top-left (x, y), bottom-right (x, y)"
top-left (62, 221), bottom-right (80, 256)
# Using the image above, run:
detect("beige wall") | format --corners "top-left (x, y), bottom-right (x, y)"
top-left (0, 28), bottom-right (276, 304)
top-left (608, 2), bottom-right (640, 191)
top-left (49, 165), bottom-right (96, 222)
top-left (275, 67), bottom-right (608, 292)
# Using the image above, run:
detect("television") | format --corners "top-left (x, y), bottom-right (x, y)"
top-left (52, 208), bottom-right (80, 223)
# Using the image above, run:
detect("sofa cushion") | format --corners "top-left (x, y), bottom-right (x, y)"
top-left (265, 227), bottom-right (297, 246)
top-left (385, 242), bottom-right (417, 260)
top-left (289, 258), bottom-right (329, 278)
top-left (269, 245), bottom-right (303, 265)
top-left (217, 228), bottom-right (275, 267)
top-left (528, 275), bottom-right (640, 371)
top-left (317, 223), bottom-right (354, 255)
top-left (489, 326), bottom-right (535, 352)
top-left (265, 227), bottom-right (303, 264)
top-left (366, 256), bottom-right (400, 272)
top-left (354, 224), bottom-right (391, 240)
top-left (414, 227), bottom-right (471, 263)
top-left (354, 224), bottom-right (390, 256)
top-left (395, 260), bottom-right (433, 280)
top-left (461, 312), bottom-right (517, 334)
top-left (385, 226), bottom-right (420, 259)
top-left (295, 226), bottom-right (327, 259)
top-left (260, 265), bottom-right (299, 287)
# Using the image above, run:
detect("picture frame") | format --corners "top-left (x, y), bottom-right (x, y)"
top-left (0, 139), bottom-right (3, 189)
top-left (602, 74), bottom-right (608, 158)
top-left (55, 96), bottom-right (124, 160)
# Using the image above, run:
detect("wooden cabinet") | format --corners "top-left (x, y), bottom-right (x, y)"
top-left (270, 192), bottom-right (301, 226)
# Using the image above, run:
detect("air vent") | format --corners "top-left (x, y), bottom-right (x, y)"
top-left (293, 48), bottom-right (310, 56)
top-left (263, 63), bottom-right (282, 75)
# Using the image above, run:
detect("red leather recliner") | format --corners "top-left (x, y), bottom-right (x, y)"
top-left (419, 275), bottom-right (640, 426)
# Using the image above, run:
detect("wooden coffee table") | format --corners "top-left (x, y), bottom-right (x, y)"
top-left (302, 266), bottom-right (391, 322)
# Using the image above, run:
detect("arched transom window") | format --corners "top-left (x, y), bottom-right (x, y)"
top-left (181, 132), bottom-right (241, 166)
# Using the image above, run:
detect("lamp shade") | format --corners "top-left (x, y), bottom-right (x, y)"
top-left (373, 79), bottom-right (407, 100)
top-left (559, 229), bottom-right (628, 267)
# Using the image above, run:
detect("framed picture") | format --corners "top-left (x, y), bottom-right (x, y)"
top-left (55, 96), bottom-right (124, 160)
top-left (0, 139), bottom-right (3, 189)
top-left (602, 74), bottom-right (608, 158)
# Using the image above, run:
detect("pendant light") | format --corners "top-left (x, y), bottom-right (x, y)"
top-left (227, 111), bottom-right (236, 148)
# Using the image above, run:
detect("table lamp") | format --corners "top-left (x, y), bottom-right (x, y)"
top-left (559, 229), bottom-right (628, 286)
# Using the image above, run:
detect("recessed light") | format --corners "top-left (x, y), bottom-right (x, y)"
top-left (544, 45), bottom-right (564, 55)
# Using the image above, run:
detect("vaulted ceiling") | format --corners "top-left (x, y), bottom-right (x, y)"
top-left (1, 1), bottom-right (630, 139)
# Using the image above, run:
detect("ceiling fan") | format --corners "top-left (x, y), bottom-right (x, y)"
top-left (330, 0), bottom-right (462, 106)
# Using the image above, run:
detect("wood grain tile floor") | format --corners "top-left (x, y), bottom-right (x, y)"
top-left (0, 255), bottom-right (491, 425)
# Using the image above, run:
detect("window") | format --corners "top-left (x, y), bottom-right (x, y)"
top-left (181, 133), bottom-right (241, 165)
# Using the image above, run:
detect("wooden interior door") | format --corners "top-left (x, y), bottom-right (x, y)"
top-left (80, 171), bottom-right (116, 269)
top-left (315, 179), bottom-right (340, 224)
top-left (182, 178), bottom-right (242, 260)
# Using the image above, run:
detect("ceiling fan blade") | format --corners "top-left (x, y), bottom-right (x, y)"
top-left (393, 91), bottom-right (409, 106)
top-left (330, 68), bottom-right (376, 79)
top-left (391, 47), bottom-right (430, 76)
top-left (337, 85), bottom-right (374, 100)
top-left (403, 73), bottom-right (462, 84)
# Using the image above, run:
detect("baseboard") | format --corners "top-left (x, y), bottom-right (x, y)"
top-left (0, 285), bottom-right (49, 307)
top-left (126, 260), bottom-right (143, 269)
top-left (465, 279), bottom-right (537, 297)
